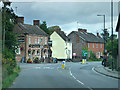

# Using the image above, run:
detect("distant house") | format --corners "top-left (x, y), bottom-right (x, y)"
top-left (50, 31), bottom-right (72, 60)
top-left (68, 28), bottom-right (104, 60)
top-left (13, 17), bottom-right (49, 62)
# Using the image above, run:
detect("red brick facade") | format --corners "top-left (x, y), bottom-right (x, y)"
top-left (16, 35), bottom-right (48, 62)
top-left (87, 43), bottom-right (104, 58)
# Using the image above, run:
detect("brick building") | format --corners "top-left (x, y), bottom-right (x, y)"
top-left (13, 17), bottom-right (49, 62)
top-left (68, 28), bottom-right (104, 60)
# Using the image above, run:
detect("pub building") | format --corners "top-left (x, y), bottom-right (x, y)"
top-left (13, 17), bottom-right (49, 62)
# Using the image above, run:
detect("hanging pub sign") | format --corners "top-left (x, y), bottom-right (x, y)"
top-left (29, 44), bottom-right (40, 48)
top-left (17, 36), bottom-right (25, 42)
top-left (48, 41), bottom-right (52, 47)
top-left (44, 45), bottom-right (48, 48)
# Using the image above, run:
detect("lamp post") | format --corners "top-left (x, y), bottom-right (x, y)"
top-left (97, 14), bottom-right (106, 66)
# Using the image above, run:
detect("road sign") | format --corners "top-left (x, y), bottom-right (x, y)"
top-left (73, 53), bottom-right (76, 56)
top-left (82, 50), bottom-right (88, 57)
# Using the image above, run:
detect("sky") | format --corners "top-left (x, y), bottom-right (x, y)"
top-left (0, 0), bottom-right (119, 36)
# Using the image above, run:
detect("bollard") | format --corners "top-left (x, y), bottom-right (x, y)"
top-left (85, 59), bottom-right (86, 63)
top-left (62, 61), bottom-right (65, 69)
top-left (82, 59), bottom-right (84, 63)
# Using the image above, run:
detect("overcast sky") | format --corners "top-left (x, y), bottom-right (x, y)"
top-left (2, 1), bottom-right (119, 36)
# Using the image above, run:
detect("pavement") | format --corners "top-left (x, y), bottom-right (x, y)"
top-left (94, 65), bottom-right (120, 79)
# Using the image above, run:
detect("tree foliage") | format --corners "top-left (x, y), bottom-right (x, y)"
top-left (48, 26), bottom-right (65, 35)
top-left (105, 37), bottom-right (118, 59)
top-left (2, 3), bottom-right (18, 59)
top-left (40, 21), bottom-right (50, 35)
top-left (101, 29), bottom-right (109, 43)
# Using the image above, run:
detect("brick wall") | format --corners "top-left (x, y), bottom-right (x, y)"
top-left (16, 34), bottom-right (48, 62)
top-left (87, 43), bottom-right (104, 58)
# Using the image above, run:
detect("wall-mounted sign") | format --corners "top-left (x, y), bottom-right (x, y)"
top-left (44, 45), bottom-right (48, 48)
top-left (48, 41), bottom-right (52, 47)
top-left (73, 53), bottom-right (76, 56)
top-left (17, 36), bottom-right (24, 42)
top-left (29, 44), bottom-right (40, 48)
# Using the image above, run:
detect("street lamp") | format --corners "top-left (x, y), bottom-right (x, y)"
top-left (97, 14), bottom-right (106, 66)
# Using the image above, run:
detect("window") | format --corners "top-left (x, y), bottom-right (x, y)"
top-left (93, 43), bottom-right (94, 48)
top-left (15, 47), bottom-right (21, 55)
top-left (96, 43), bottom-right (98, 48)
top-left (29, 37), bottom-right (31, 44)
top-left (88, 43), bottom-right (89, 48)
top-left (45, 37), bottom-right (47, 44)
top-left (101, 44), bottom-right (102, 48)
top-left (35, 37), bottom-right (37, 44)
top-left (41, 37), bottom-right (43, 43)
top-left (101, 52), bottom-right (102, 56)
top-left (35, 50), bottom-right (37, 56)
top-left (38, 37), bottom-right (40, 44)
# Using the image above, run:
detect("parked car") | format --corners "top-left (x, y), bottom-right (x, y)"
top-left (53, 58), bottom-right (57, 63)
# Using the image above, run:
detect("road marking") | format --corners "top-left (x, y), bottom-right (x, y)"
top-left (69, 68), bottom-right (93, 90)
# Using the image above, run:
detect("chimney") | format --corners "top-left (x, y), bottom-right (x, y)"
top-left (97, 32), bottom-right (100, 37)
top-left (78, 28), bottom-right (83, 32)
top-left (83, 29), bottom-right (87, 32)
top-left (33, 20), bottom-right (40, 26)
top-left (17, 17), bottom-right (24, 24)
top-left (78, 28), bottom-right (87, 32)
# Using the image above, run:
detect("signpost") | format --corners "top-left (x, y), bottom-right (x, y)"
top-left (82, 50), bottom-right (88, 64)
top-left (73, 53), bottom-right (76, 59)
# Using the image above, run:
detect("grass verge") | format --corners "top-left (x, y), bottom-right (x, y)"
top-left (2, 65), bottom-right (21, 89)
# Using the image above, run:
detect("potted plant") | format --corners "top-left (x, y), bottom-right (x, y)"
top-left (34, 57), bottom-right (39, 63)
top-left (20, 47), bottom-right (24, 51)
top-left (27, 58), bottom-right (32, 63)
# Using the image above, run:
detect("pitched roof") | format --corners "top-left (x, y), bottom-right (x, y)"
top-left (55, 31), bottom-right (69, 41)
top-left (13, 23), bottom-right (48, 36)
top-left (116, 14), bottom-right (120, 32)
top-left (70, 31), bottom-right (104, 43)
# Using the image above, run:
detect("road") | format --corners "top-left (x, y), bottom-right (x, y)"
top-left (10, 62), bottom-right (118, 89)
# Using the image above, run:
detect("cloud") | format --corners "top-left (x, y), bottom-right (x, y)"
top-left (10, 2), bottom-right (119, 36)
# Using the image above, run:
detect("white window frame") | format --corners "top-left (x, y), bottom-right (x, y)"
top-left (96, 43), bottom-right (98, 48)
top-left (15, 47), bottom-right (21, 55)
top-left (29, 37), bottom-right (31, 44)
top-left (93, 43), bottom-right (94, 48)
top-left (88, 43), bottom-right (89, 48)
top-left (45, 37), bottom-right (47, 44)
top-left (38, 37), bottom-right (40, 44)
top-left (101, 44), bottom-right (102, 48)
top-left (41, 37), bottom-right (43, 43)
top-left (35, 49), bottom-right (37, 56)
top-left (35, 37), bottom-right (37, 44)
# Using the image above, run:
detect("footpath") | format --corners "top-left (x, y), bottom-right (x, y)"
top-left (94, 65), bottom-right (120, 79)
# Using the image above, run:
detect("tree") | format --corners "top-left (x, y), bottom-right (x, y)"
top-left (101, 29), bottom-right (109, 43)
top-left (2, 2), bottom-right (18, 59)
top-left (40, 21), bottom-right (50, 35)
top-left (105, 37), bottom-right (118, 59)
top-left (48, 26), bottom-right (65, 35)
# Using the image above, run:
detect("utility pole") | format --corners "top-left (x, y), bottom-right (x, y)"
top-left (2, 2), bottom-right (6, 52)
top-left (111, 0), bottom-right (114, 71)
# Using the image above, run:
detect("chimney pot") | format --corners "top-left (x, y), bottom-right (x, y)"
top-left (97, 32), bottom-right (99, 37)
top-left (17, 17), bottom-right (24, 24)
top-left (33, 20), bottom-right (40, 26)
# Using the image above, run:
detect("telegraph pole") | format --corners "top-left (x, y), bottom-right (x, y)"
top-left (111, 0), bottom-right (114, 71)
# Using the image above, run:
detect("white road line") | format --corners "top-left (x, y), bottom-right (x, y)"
top-left (69, 68), bottom-right (93, 90)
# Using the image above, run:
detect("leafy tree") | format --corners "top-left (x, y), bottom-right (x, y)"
top-left (48, 26), bottom-right (65, 35)
top-left (101, 29), bottom-right (109, 43)
top-left (105, 38), bottom-right (118, 59)
top-left (2, 2), bottom-right (18, 59)
top-left (40, 21), bottom-right (50, 35)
